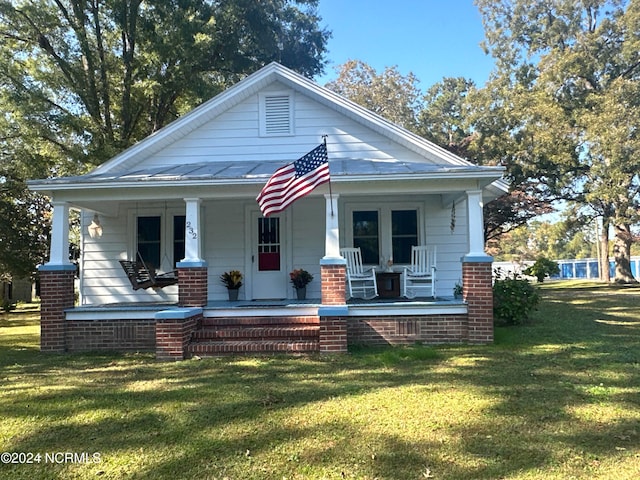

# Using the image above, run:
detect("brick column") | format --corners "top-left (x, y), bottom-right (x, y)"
top-left (177, 263), bottom-right (208, 307)
top-left (38, 265), bottom-right (76, 352)
top-left (319, 258), bottom-right (348, 353)
top-left (462, 258), bottom-right (493, 344)
top-left (318, 311), bottom-right (348, 354)
top-left (320, 262), bottom-right (346, 305)
top-left (155, 308), bottom-right (201, 361)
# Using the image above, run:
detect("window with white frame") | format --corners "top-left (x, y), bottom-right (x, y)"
top-left (391, 210), bottom-right (418, 264)
top-left (135, 213), bottom-right (185, 270)
top-left (348, 205), bottom-right (421, 266)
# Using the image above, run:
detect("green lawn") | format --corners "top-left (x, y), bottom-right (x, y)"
top-left (1, 282), bottom-right (639, 479)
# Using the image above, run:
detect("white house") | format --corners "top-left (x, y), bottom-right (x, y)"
top-left (30, 62), bottom-right (506, 359)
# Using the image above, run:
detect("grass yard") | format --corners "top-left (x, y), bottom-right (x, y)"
top-left (0, 282), bottom-right (639, 479)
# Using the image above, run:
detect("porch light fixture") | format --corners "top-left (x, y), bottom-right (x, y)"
top-left (88, 213), bottom-right (103, 239)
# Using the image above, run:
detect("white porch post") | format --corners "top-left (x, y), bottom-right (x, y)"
top-left (46, 201), bottom-right (72, 266)
top-left (323, 193), bottom-right (342, 260)
top-left (181, 198), bottom-right (204, 264)
top-left (465, 189), bottom-right (491, 260)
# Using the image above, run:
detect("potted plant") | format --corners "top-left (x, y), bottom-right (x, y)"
top-left (453, 281), bottom-right (463, 300)
top-left (220, 270), bottom-right (243, 301)
top-left (289, 268), bottom-right (313, 300)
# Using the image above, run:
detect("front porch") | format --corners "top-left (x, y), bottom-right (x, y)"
top-left (57, 295), bottom-right (472, 358)
top-left (38, 204), bottom-right (495, 359)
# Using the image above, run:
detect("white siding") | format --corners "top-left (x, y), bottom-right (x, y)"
top-left (134, 80), bottom-right (433, 170)
top-left (79, 194), bottom-right (471, 303)
top-left (80, 205), bottom-right (179, 305)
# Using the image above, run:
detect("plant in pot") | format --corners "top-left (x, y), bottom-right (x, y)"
top-left (290, 268), bottom-right (313, 300)
top-left (453, 281), bottom-right (463, 300)
top-left (220, 270), bottom-right (243, 301)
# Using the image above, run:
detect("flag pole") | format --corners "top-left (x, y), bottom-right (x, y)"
top-left (322, 135), bottom-right (334, 216)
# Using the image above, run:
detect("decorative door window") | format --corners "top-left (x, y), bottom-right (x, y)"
top-left (258, 217), bottom-right (280, 271)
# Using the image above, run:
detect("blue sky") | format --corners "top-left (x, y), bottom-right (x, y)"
top-left (314, 0), bottom-right (496, 90)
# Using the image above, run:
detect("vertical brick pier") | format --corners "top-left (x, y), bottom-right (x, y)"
top-left (462, 257), bottom-right (494, 344)
top-left (38, 265), bottom-right (76, 352)
top-left (155, 308), bottom-right (202, 361)
top-left (319, 259), bottom-right (348, 354)
top-left (177, 263), bottom-right (208, 307)
top-left (153, 262), bottom-right (208, 360)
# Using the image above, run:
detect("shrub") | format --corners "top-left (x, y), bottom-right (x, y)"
top-left (523, 257), bottom-right (560, 283)
top-left (493, 272), bottom-right (540, 325)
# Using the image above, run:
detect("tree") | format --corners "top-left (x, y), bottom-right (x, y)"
top-left (0, 0), bottom-right (330, 277)
top-left (476, 0), bottom-right (640, 282)
top-left (325, 60), bottom-right (422, 130)
top-left (418, 76), bottom-right (554, 241)
top-left (418, 77), bottom-right (477, 156)
top-left (0, 0), bottom-right (329, 165)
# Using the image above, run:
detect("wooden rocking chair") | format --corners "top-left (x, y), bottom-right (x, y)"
top-left (340, 247), bottom-right (378, 300)
top-left (403, 245), bottom-right (436, 299)
top-left (119, 255), bottom-right (178, 291)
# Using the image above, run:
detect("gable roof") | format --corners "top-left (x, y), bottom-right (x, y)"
top-left (92, 62), bottom-right (485, 176)
top-left (29, 62), bottom-right (507, 199)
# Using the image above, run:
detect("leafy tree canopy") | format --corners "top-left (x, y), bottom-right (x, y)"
top-left (475, 0), bottom-right (640, 282)
top-left (325, 60), bottom-right (422, 130)
top-left (0, 0), bottom-right (330, 277)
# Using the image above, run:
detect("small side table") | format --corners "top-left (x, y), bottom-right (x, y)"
top-left (376, 272), bottom-right (401, 298)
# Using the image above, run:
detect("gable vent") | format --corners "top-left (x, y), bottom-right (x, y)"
top-left (260, 93), bottom-right (294, 136)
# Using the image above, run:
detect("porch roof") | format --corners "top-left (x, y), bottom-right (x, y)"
top-left (30, 158), bottom-right (505, 190)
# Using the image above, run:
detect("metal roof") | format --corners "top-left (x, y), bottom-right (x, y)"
top-left (31, 158), bottom-right (504, 187)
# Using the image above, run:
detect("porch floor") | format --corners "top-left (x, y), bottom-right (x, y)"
top-left (205, 296), bottom-right (461, 308)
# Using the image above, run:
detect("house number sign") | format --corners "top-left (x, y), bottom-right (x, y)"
top-left (186, 221), bottom-right (198, 240)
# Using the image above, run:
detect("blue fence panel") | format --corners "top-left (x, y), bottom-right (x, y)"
top-left (574, 262), bottom-right (587, 278)
top-left (588, 261), bottom-right (599, 278)
top-left (561, 263), bottom-right (574, 278)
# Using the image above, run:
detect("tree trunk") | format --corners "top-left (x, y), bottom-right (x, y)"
top-left (599, 216), bottom-right (611, 282)
top-left (613, 222), bottom-right (637, 283)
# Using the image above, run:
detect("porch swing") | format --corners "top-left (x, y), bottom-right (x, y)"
top-left (119, 252), bottom-right (178, 291)
top-left (119, 204), bottom-right (179, 290)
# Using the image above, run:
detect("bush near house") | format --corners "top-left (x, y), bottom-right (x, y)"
top-left (523, 257), bottom-right (560, 283)
top-left (493, 269), bottom-right (540, 325)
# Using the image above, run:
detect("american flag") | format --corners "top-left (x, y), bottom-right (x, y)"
top-left (256, 143), bottom-right (330, 217)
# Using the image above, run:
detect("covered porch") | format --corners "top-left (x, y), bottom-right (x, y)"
top-left (40, 171), bottom-right (493, 359)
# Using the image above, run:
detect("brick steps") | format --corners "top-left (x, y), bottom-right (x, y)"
top-left (187, 316), bottom-right (320, 356)
top-left (191, 326), bottom-right (319, 341)
top-left (188, 339), bottom-right (319, 355)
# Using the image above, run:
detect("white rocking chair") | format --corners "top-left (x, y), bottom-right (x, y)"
top-left (340, 247), bottom-right (378, 300)
top-left (403, 245), bottom-right (437, 299)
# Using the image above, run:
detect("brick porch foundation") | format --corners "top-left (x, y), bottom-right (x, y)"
top-left (36, 258), bottom-right (494, 358)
